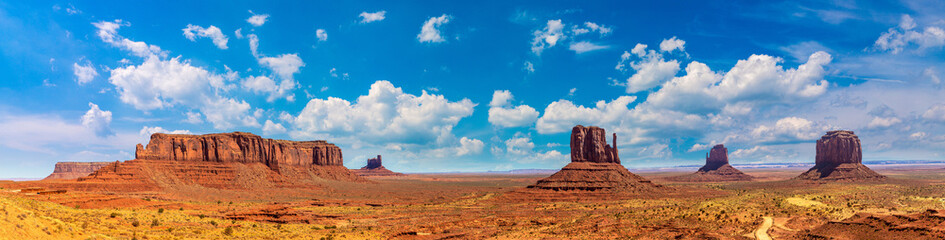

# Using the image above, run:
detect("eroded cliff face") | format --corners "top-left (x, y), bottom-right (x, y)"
top-left (815, 130), bottom-right (862, 166)
top-left (134, 132), bottom-right (343, 170)
top-left (527, 125), bottom-right (662, 193)
top-left (43, 162), bottom-right (113, 180)
top-left (364, 155), bottom-right (382, 169)
top-left (796, 130), bottom-right (885, 181)
top-left (570, 125), bottom-right (620, 164)
top-left (705, 144), bottom-right (728, 167)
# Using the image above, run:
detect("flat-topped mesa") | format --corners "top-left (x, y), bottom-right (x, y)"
top-left (795, 130), bottom-right (886, 181)
top-left (134, 132), bottom-right (343, 171)
top-left (364, 155), bottom-right (382, 169)
top-left (570, 125), bottom-right (620, 164)
top-left (43, 162), bottom-right (113, 180)
top-left (815, 130), bottom-right (861, 166)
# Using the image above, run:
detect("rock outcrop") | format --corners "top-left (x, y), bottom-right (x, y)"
top-left (668, 144), bottom-right (753, 182)
top-left (351, 155), bottom-right (404, 177)
top-left (79, 132), bottom-right (366, 191)
top-left (43, 162), bottom-right (112, 181)
top-left (527, 125), bottom-right (662, 193)
top-left (134, 132), bottom-right (343, 170)
top-left (570, 126), bottom-right (620, 164)
top-left (795, 131), bottom-right (886, 181)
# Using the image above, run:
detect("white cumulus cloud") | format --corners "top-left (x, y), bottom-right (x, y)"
top-left (874, 14), bottom-right (945, 54)
top-left (291, 80), bottom-right (476, 148)
top-left (247, 12), bottom-right (269, 27)
top-left (359, 11), bottom-right (386, 23)
top-left (81, 102), bottom-right (113, 137)
top-left (488, 90), bottom-right (539, 128)
top-left (73, 61), bottom-right (98, 85)
top-left (182, 24), bottom-right (228, 49)
top-left (316, 29), bottom-right (327, 42)
top-left (418, 14), bottom-right (451, 43)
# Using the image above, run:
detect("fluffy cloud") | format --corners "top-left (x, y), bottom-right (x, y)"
top-left (108, 56), bottom-right (256, 129)
top-left (81, 102), bottom-right (113, 137)
top-left (488, 90), bottom-right (539, 128)
top-left (505, 135), bottom-right (535, 155)
top-left (874, 14), bottom-right (945, 54)
top-left (252, 53), bottom-right (303, 101)
top-left (246, 12), bottom-right (269, 27)
top-left (418, 14), bottom-right (451, 43)
top-left (616, 44), bottom-right (681, 93)
top-left (109, 56), bottom-right (221, 110)
top-left (73, 61), bottom-right (98, 85)
top-left (359, 11), bottom-right (386, 23)
top-left (248, 34), bottom-right (259, 56)
top-left (182, 24), bottom-right (228, 49)
top-left (749, 117), bottom-right (825, 144)
top-left (291, 80), bottom-right (476, 147)
top-left (571, 22), bottom-right (612, 37)
top-left (457, 137), bottom-right (484, 156)
top-left (139, 126), bottom-right (192, 136)
top-left (659, 36), bottom-right (686, 53)
top-left (92, 20), bottom-right (166, 58)
top-left (645, 51), bottom-right (831, 113)
top-left (715, 51), bottom-right (831, 102)
top-left (536, 96), bottom-right (636, 134)
top-left (532, 20), bottom-right (612, 55)
top-left (258, 54), bottom-right (303, 81)
top-left (97, 19), bottom-right (258, 130)
top-left (316, 29), bottom-right (327, 42)
top-left (262, 120), bottom-right (287, 136)
top-left (531, 20), bottom-right (565, 55)
top-left (867, 116), bottom-right (902, 128)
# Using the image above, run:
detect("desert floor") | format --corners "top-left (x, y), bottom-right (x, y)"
top-left (2, 165), bottom-right (945, 239)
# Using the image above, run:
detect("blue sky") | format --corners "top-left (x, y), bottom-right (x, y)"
top-left (2, 0), bottom-right (945, 177)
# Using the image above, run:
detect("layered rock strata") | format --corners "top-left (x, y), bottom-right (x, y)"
top-left (78, 132), bottom-right (365, 191)
top-left (668, 144), bottom-right (753, 182)
top-left (351, 155), bottom-right (404, 177)
top-left (527, 125), bottom-right (661, 193)
top-left (134, 132), bottom-right (343, 171)
top-left (43, 162), bottom-right (112, 180)
top-left (795, 131), bottom-right (886, 181)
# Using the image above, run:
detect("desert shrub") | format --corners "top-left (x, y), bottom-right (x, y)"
top-left (131, 219), bottom-right (140, 227)
top-left (157, 208), bottom-right (164, 214)
top-left (179, 207), bottom-right (184, 211)
top-left (210, 220), bottom-right (217, 227)
top-left (110, 212), bottom-right (120, 218)
top-left (198, 214), bottom-right (207, 219)
top-left (324, 225), bottom-right (337, 229)
top-left (224, 226), bottom-right (234, 236)
top-left (151, 219), bottom-right (160, 227)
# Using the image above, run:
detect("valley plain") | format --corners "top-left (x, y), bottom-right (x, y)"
top-left (3, 165), bottom-right (945, 239)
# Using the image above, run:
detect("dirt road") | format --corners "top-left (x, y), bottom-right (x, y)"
top-left (754, 216), bottom-right (773, 240)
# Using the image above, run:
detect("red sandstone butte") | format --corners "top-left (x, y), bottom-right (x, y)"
top-left (79, 132), bottom-right (365, 191)
top-left (795, 130), bottom-right (886, 181)
top-left (351, 155), bottom-right (404, 177)
top-left (527, 125), bottom-right (661, 193)
top-left (134, 132), bottom-right (344, 170)
top-left (42, 162), bottom-right (112, 180)
top-left (668, 144), bottom-right (753, 182)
